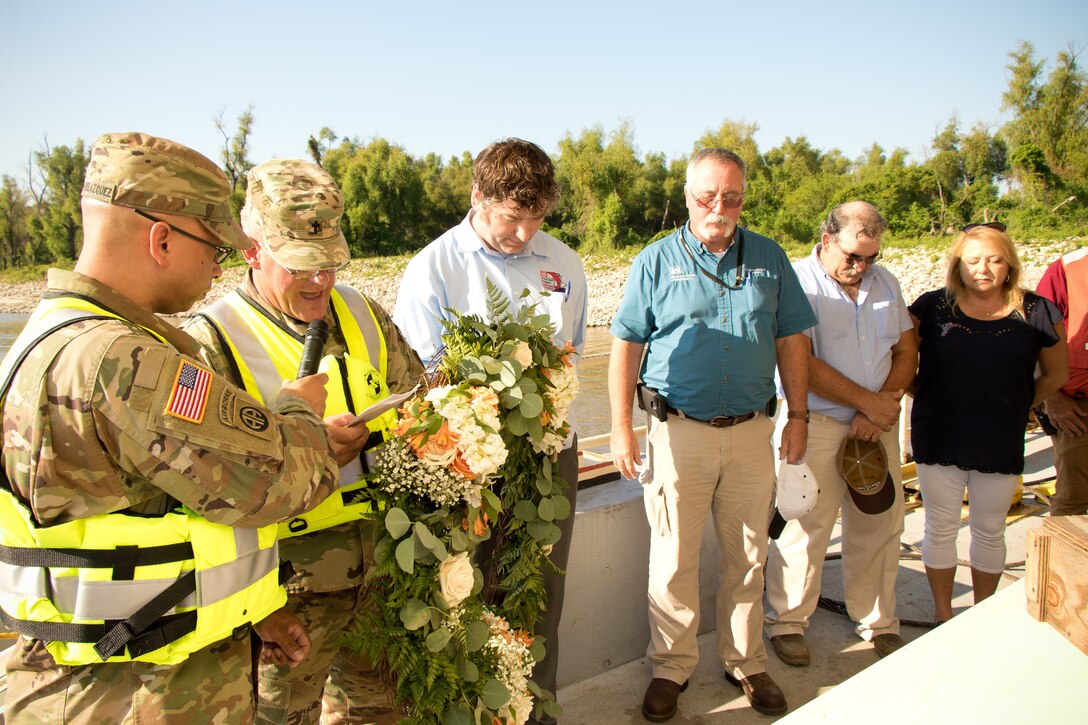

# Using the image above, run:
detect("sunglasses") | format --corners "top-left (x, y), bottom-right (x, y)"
top-left (134, 209), bottom-right (234, 264)
top-left (962, 221), bottom-right (1006, 233)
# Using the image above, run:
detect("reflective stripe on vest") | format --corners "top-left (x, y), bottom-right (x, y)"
top-left (0, 297), bottom-right (286, 665)
top-left (1062, 248), bottom-right (1088, 369)
top-left (200, 287), bottom-right (395, 537)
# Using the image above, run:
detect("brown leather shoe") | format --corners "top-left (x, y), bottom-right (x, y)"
top-left (724, 671), bottom-right (788, 715)
top-left (872, 633), bottom-right (906, 658)
top-left (770, 633), bottom-right (810, 667)
top-left (642, 678), bottom-right (688, 722)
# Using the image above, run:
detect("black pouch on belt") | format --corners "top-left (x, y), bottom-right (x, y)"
top-left (636, 382), bottom-right (669, 422)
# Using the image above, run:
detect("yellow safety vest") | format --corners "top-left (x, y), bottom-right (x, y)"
top-left (197, 287), bottom-right (396, 537)
top-left (0, 297), bottom-right (286, 666)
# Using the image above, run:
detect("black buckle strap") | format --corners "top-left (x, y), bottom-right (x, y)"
top-left (0, 541), bottom-right (195, 570)
top-left (0, 606), bottom-right (197, 661)
top-left (94, 569), bottom-right (198, 660)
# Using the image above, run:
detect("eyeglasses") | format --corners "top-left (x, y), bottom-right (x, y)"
top-left (963, 221), bottom-right (1006, 233)
top-left (134, 209), bottom-right (234, 264)
top-left (688, 188), bottom-right (745, 210)
top-left (832, 238), bottom-right (880, 266)
top-left (283, 261), bottom-right (349, 281)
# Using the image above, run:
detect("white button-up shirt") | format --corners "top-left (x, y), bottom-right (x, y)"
top-left (788, 244), bottom-right (912, 423)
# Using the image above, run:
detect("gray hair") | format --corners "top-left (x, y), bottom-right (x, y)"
top-left (821, 201), bottom-right (886, 241)
top-left (686, 148), bottom-right (747, 187)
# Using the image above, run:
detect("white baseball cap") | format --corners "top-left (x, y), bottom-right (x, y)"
top-left (776, 460), bottom-right (819, 520)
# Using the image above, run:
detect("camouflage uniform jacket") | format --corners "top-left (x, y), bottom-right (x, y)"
top-left (184, 272), bottom-right (424, 592)
top-left (0, 269), bottom-right (341, 722)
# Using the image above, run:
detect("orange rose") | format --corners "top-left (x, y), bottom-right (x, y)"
top-left (450, 450), bottom-right (476, 479)
top-left (418, 420), bottom-right (459, 459)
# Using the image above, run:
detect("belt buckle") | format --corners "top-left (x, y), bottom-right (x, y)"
top-left (708, 416), bottom-right (733, 428)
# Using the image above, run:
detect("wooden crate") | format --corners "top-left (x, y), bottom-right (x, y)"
top-left (1026, 515), bottom-right (1088, 655)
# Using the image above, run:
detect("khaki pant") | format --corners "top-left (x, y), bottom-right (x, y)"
top-left (644, 413), bottom-right (776, 683)
top-left (764, 413), bottom-right (905, 641)
top-left (1051, 398), bottom-right (1088, 516)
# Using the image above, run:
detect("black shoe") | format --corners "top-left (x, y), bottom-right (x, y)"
top-left (724, 671), bottom-right (788, 715)
top-left (642, 678), bottom-right (688, 722)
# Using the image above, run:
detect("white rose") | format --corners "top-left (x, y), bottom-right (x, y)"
top-left (513, 341), bottom-right (533, 368)
top-left (437, 552), bottom-right (475, 606)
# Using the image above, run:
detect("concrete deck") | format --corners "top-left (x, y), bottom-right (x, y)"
top-left (556, 429), bottom-right (1058, 724)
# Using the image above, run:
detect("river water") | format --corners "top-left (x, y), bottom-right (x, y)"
top-left (0, 314), bottom-right (617, 438)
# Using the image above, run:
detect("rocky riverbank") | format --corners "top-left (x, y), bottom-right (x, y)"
top-left (0, 239), bottom-right (1081, 324)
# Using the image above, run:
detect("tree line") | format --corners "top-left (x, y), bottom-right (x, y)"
top-left (1, 41), bottom-right (1084, 270)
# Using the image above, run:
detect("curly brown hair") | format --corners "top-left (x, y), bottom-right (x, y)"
top-left (472, 138), bottom-right (560, 216)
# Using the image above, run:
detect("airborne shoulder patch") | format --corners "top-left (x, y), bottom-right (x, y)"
top-left (164, 359), bottom-right (212, 424)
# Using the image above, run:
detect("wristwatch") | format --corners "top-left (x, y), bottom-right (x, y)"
top-left (786, 410), bottom-right (810, 422)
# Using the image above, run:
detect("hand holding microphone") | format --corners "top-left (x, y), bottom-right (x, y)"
top-left (281, 320), bottom-right (330, 416)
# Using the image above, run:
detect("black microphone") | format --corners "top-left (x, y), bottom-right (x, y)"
top-left (296, 320), bottom-right (330, 379)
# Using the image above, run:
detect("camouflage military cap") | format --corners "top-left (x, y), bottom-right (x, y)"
top-left (82, 132), bottom-right (251, 250)
top-left (245, 159), bottom-right (349, 270)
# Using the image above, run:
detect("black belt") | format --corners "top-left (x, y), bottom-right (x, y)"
top-left (665, 405), bottom-right (757, 428)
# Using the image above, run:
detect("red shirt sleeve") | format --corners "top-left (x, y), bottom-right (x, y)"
top-left (1035, 259), bottom-right (1069, 320)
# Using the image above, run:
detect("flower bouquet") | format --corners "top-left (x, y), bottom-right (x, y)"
top-left (345, 280), bottom-right (578, 724)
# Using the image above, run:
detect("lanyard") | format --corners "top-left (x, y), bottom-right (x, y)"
top-left (678, 228), bottom-right (746, 290)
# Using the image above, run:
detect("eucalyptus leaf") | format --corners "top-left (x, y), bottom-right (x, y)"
top-left (542, 700), bottom-right (564, 718)
top-left (505, 411), bottom-right (529, 436)
top-left (480, 678), bottom-right (511, 710)
top-left (395, 538), bottom-right (415, 573)
top-left (384, 507), bottom-right (411, 539)
top-left (399, 598), bottom-right (430, 630)
top-left (425, 626), bottom-right (453, 652)
top-left (527, 415), bottom-right (544, 441)
top-left (527, 519), bottom-right (560, 543)
top-left (534, 472), bottom-right (553, 496)
top-left (414, 521), bottom-right (440, 549)
top-left (441, 702), bottom-right (471, 725)
top-left (537, 496), bottom-right (556, 522)
top-left (529, 638), bottom-right (546, 663)
top-left (513, 499), bottom-right (537, 521)
top-left (517, 376), bottom-right (538, 395)
top-left (552, 494), bottom-right (571, 520)
top-left (466, 619), bottom-right (490, 651)
top-left (458, 656), bottom-right (480, 682)
top-left (519, 392), bottom-right (544, 418)
top-left (499, 363), bottom-right (517, 387)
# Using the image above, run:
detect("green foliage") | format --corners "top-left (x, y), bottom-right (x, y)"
top-left (29, 140), bottom-right (87, 261)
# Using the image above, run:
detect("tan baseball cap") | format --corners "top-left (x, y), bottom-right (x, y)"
top-left (837, 437), bottom-right (896, 515)
top-left (244, 159), bottom-right (349, 270)
top-left (82, 132), bottom-right (250, 250)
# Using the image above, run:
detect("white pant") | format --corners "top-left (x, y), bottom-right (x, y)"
top-left (765, 413), bottom-right (905, 641)
top-left (917, 463), bottom-right (1018, 573)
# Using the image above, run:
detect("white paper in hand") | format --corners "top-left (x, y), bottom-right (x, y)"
top-left (348, 384), bottom-right (421, 427)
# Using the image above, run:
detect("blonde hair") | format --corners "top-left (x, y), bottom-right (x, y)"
top-left (944, 225), bottom-right (1025, 315)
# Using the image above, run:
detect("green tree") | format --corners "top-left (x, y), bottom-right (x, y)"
top-left (1001, 42), bottom-right (1088, 192)
top-left (28, 140), bottom-right (87, 261)
top-left (417, 151), bottom-right (473, 243)
top-left (214, 104), bottom-right (256, 215)
top-left (337, 138), bottom-right (426, 255)
top-left (0, 175), bottom-right (33, 268)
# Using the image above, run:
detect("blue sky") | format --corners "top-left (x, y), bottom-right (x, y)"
top-left (1, 1), bottom-right (1084, 180)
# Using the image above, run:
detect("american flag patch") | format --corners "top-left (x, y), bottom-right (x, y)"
top-left (164, 360), bottom-right (212, 424)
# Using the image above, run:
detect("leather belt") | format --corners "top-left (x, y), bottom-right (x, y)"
top-left (665, 405), bottom-right (757, 428)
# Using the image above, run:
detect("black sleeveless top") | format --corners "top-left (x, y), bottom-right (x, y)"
top-left (909, 289), bottom-right (1061, 475)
